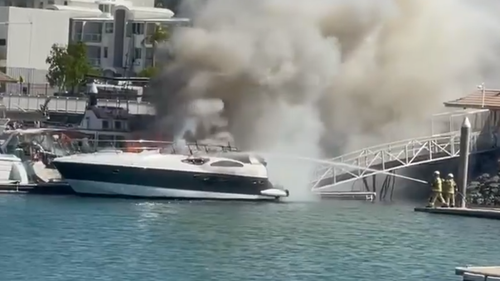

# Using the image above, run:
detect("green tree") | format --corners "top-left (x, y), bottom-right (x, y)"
top-left (143, 24), bottom-right (169, 67)
top-left (45, 45), bottom-right (67, 91)
top-left (46, 41), bottom-right (98, 93)
top-left (137, 66), bottom-right (159, 78)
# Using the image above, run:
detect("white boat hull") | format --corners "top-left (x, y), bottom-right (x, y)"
top-left (67, 179), bottom-right (279, 200)
top-left (0, 156), bottom-right (30, 184)
top-left (54, 152), bottom-right (290, 201)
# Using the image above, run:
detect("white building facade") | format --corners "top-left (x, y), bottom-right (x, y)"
top-left (48, 0), bottom-right (189, 76)
top-left (0, 0), bottom-right (188, 95)
top-left (0, 6), bottom-right (71, 94)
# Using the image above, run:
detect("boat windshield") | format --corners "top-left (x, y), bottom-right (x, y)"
top-left (2, 130), bottom-right (78, 156)
top-left (0, 133), bottom-right (11, 146)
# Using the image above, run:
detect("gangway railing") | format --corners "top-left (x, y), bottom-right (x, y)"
top-left (430, 109), bottom-right (489, 135)
top-left (312, 131), bottom-right (496, 191)
top-left (0, 95), bottom-right (155, 115)
top-left (312, 109), bottom-right (496, 191)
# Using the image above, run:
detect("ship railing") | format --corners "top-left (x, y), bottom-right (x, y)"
top-left (65, 139), bottom-right (240, 155)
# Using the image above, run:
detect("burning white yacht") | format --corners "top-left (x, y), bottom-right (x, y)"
top-left (52, 149), bottom-right (290, 201)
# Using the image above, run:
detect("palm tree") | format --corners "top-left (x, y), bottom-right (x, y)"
top-left (143, 24), bottom-right (169, 67)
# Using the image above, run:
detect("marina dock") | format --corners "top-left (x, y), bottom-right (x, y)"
top-left (456, 266), bottom-right (500, 280)
top-left (0, 182), bottom-right (74, 195)
top-left (319, 191), bottom-right (376, 201)
top-left (414, 207), bottom-right (500, 220)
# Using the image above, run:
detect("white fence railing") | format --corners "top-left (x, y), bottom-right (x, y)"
top-left (0, 95), bottom-right (155, 115)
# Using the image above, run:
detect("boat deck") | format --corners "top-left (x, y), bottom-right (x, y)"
top-left (31, 161), bottom-right (62, 182)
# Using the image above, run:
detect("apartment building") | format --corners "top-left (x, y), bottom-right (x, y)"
top-left (0, 0), bottom-right (188, 95)
top-left (61, 1), bottom-right (190, 76)
top-left (0, 6), bottom-right (71, 94)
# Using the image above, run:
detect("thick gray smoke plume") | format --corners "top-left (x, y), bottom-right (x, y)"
top-left (150, 0), bottom-right (500, 200)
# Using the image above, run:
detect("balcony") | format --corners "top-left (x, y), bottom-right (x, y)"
top-left (88, 58), bottom-right (101, 67)
top-left (75, 33), bottom-right (102, 43)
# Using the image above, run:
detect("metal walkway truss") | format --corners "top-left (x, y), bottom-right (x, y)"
top-left (312, 109), bottom-right (497, 192)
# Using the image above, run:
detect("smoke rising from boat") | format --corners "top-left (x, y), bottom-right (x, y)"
top-left (149, 0), bottom-right (500, 200)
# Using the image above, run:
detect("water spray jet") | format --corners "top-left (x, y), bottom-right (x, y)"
top-left (248, 151), bottom-right (429, 190)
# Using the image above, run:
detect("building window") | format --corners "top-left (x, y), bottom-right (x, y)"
top-left (104, 22), bottom-right (113, 33)
top-left (48, 0), bottom-right (54, 4)
top-left (0, 39), bottom-right (6, 46)
top-left (102, 120), bottom-right (109, 129)
top-left (134, 48), bottom-right (141, 59)
top-left (126, 23), bottom-right (131, 37)
top-left (103, 47), bottom-right (108, 58)
top-left (63, 1), bottom-right (67, 5)
top-left (114, 121), bottom-right (122, 130)
top-left (39, 2), bottom-right (43, 8)
top-left (132, 23), bottom-right (144, 35)
top-left (97, 134), bottom-right (113, 147)
top-left (98, 4), bottom-right (110, 13)
top-left (146, 48), bottom-right (154, 59)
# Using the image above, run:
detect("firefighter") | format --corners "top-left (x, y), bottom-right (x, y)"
top-left (427, 170), bottom-right (446, 207)
top-left (442, 173), bottom-right (457, 207)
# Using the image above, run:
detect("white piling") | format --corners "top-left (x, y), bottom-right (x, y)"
top-left (457, 117), bottom-right (471, 208)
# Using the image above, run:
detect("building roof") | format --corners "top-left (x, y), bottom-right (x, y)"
top-left (47, 5), bottom-right (102, 17)
top-left (0, 71), bottom-right (18, 83)
top-left (115, 5), bottom-right (174, 19)
top-left (72, 16), bottom-right (114, 21)
top-left (444, 89), bottom-right (500, 110)
top-left (67, 6), bottom-right (176, 20)
top-left (142, 17), bottom-right (190, 23)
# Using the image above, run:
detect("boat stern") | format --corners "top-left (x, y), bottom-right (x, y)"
top-left (248, 155), bottom-right (290, 200)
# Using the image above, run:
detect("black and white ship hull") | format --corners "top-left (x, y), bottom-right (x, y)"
top-left (62, 180), bottom-right (278, 200)
top-left (52, 151), bottom-right (289, 201)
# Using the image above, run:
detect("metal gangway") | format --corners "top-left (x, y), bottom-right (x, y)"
top-left (0, 94), bottom-right (155, 115)
top-left (311, 109), bottom-right (497, 193)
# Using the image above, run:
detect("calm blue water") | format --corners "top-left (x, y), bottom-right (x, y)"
top-left (0, 195), bottom-right (498, 281)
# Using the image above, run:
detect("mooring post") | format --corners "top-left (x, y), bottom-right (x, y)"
top-left (457, 117), bottom-right (471, 208)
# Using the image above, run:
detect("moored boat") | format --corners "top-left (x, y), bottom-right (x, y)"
top-left (52, 145), bottom-right (290, 201)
